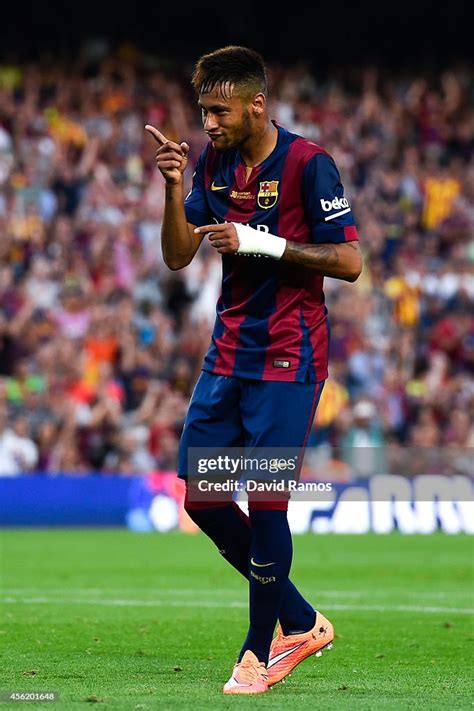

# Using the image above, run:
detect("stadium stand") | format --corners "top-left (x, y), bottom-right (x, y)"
top-left (0, 51), bottom-right (472, 475)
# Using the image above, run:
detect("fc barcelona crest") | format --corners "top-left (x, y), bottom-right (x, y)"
top-left (257, 180), bottom-right (279, 209)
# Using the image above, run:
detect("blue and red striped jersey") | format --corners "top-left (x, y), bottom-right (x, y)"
top-left (184, 122), bottom-right (359, 382)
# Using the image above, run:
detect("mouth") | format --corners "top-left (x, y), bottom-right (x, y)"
top-left (207, 133), bottom-right (223, 142)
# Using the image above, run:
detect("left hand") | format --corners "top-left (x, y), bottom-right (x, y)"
top-left (194, 223), bottom-right (239, 254)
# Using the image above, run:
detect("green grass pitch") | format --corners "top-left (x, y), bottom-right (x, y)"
top-left (1, 530), bottom-right (473, 710)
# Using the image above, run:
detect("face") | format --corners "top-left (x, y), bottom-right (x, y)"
top-left (13, 416), bottom-right (29, 438)
top-left (198, 84), bottom-right (261, 151)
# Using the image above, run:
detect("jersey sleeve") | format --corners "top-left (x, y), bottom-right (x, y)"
top-left (302, 153), bottom-right (358, 244)
top-left (184, 148), bottom-right (212, 227)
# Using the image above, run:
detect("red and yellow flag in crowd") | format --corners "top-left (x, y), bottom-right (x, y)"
top-left (384, 276), bottom-right (421, 327)
top-left (314, 379), bottom-right (349, 428)
top-left (422, 176), bottom-right (460, 230)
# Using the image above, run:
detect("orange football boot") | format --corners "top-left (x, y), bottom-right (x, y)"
top-left (223, 650), bottom-right (269, 695)
top-left (267, 611), bottom-right (334, 686)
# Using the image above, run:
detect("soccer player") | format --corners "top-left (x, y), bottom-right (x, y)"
top-left (146, 46), bottom-right (362, 695)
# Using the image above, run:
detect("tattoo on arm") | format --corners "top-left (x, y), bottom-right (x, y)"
top-left (284, 242), bottom-right (339, 268)
top-left (282, 240), bottom-right (361, 281)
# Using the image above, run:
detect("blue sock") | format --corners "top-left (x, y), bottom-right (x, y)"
top-left (279, 586), bottom-right (316, 636)
top-left (184, 503), bottom-right (252, 573)
top-left (238, 510), bottom-right (293, 664)
top-left (185, 503), bottom-right (315, 637)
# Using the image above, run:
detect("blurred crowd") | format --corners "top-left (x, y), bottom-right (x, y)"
top-left (0, 44), bottom-right (473, 477)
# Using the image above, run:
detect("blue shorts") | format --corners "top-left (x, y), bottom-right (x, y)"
top-left (178, 371), bottom-right (324, 480)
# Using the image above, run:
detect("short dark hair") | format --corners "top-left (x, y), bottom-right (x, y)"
top-left (191, 45), bottom-right (268, 100)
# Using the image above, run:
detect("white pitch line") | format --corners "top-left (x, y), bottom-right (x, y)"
top-left (329, 603), bottom-right (474, 614)
top-left (0, 597), bottom-right (247, 609)
top-left (2, 588), bottom-right (471, 600)
top-left (1, 597), bottom-right (473, 615)
top-left (0, 588), bottom-right (365, 599)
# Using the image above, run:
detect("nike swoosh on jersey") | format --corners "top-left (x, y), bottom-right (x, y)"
top-left (211, 182), bottom-right (228, 191)
top-left (251, 558), bottom-right (276, 568)
top-left (267, 642), bottom-right (306, 668)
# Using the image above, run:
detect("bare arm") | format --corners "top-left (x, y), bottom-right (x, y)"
top-left (281, 240), bottom-right (362, 282)
top-left (145, 125), bottom-right (204, 270)
top-left (161, 182), bottom-right (203, 270)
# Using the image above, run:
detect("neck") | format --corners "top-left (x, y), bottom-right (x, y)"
top-left (239, 119), bottom-right (278, 167)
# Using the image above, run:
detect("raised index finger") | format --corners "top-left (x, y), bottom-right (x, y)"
top-left (194, 224), bottom-right (227, 234)
top-left (145, 124), bottom-right (168, 145)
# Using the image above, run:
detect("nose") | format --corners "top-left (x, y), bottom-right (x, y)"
top-left (204, 113), bottom-right (219, 132)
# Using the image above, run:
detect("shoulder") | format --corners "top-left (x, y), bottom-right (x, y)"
top-left (279, 124), bottom-right (333, 166)
top-left (293, 137), bottom-right (333, 165)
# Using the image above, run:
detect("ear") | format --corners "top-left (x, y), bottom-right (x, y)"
top-left (251, 92), bottom-right (266, 116)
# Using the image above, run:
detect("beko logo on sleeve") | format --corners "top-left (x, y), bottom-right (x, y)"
top-left (320, 196), bottom-right (352, 221)
top-left (320, 197), bottom-right (350, 211)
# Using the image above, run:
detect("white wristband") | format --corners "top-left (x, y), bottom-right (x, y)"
top-left (233, 223), bottom-right (287, 260)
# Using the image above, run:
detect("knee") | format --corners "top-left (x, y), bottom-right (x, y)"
top-left (183, 501), bottom-right (218, 531)
top-left (183, 485), bottom-right (229, 526)
top-left (184, 480), bottom-right (232, 509)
